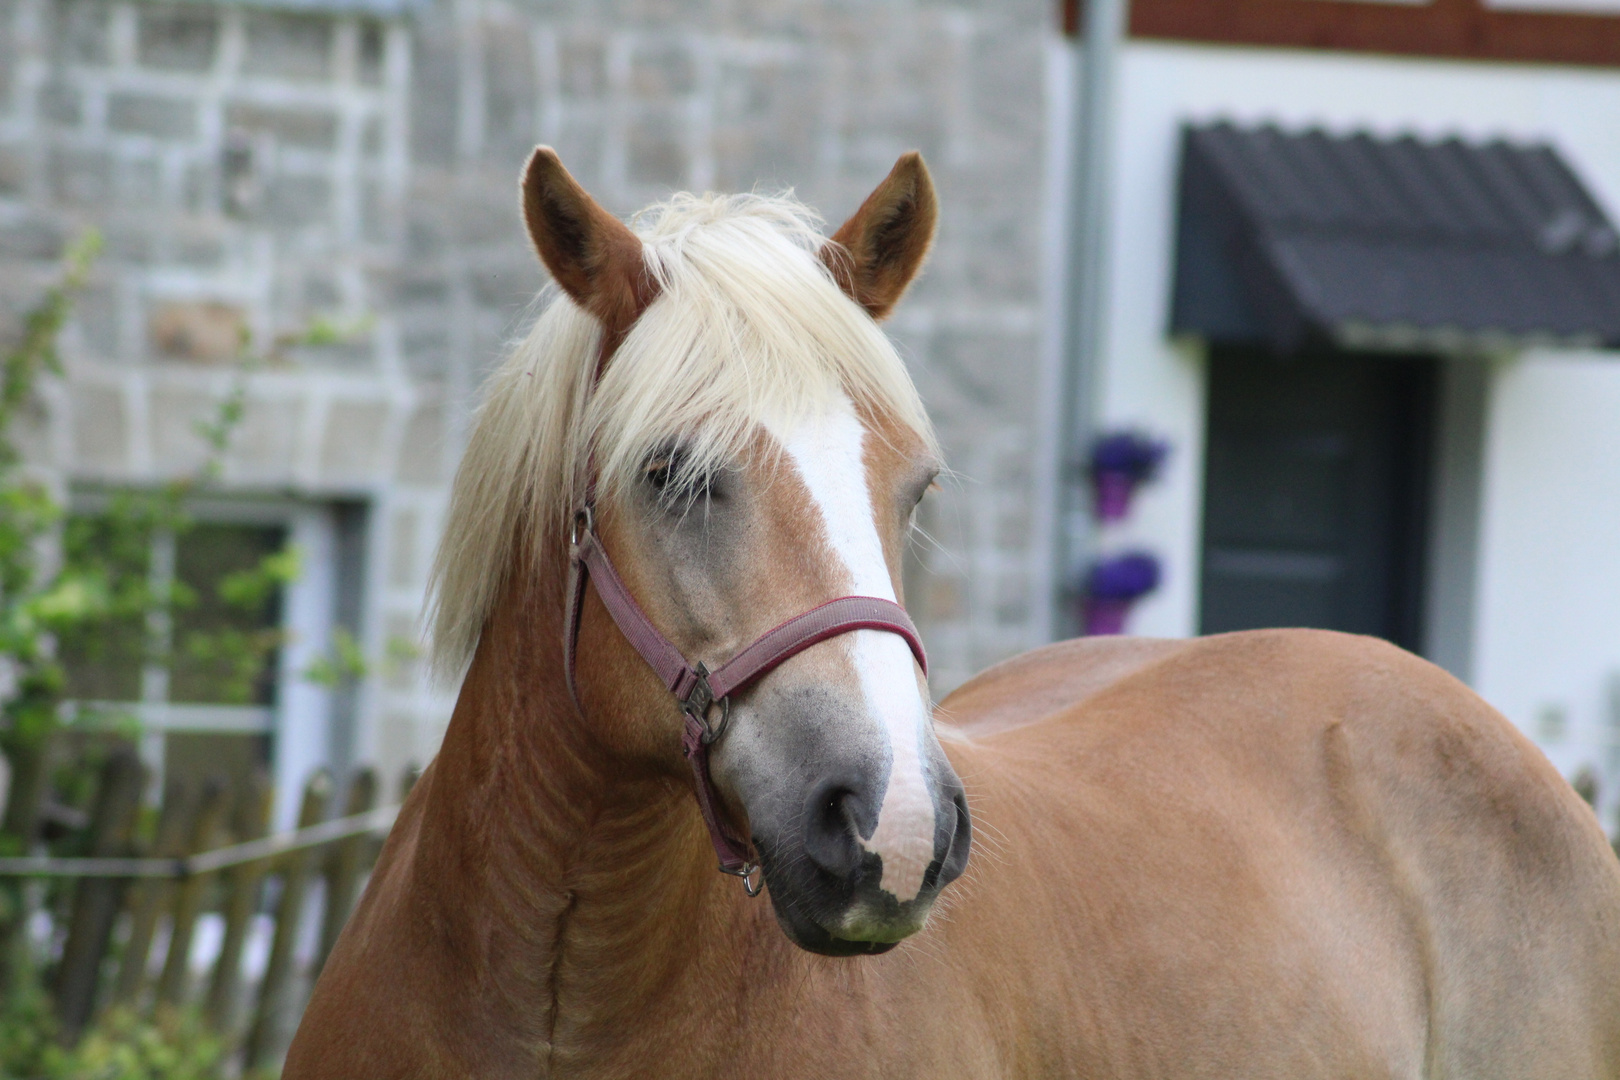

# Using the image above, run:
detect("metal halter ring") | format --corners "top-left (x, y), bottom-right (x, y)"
top-left (721, 861), bottom-right (764, 897)
top-left (570, 506), bottom-right (594, 547)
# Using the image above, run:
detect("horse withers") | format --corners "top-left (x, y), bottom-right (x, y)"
top-left (285, 149), bottom-right (1620, 1078)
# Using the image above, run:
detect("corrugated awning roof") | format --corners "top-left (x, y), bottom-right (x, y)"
top-left (1170, 123), bottom-right (1620, 353)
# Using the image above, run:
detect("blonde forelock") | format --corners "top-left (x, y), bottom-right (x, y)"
top-left (425, 190), bottom-right (936, 682)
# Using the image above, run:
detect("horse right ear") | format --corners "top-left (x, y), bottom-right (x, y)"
top-left (520, 147), bottom-right (655, 348)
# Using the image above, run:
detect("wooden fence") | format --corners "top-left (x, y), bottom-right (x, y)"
top-left (0, 750), bottom-right (412, 1069)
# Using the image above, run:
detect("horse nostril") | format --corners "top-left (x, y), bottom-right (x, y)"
top-left (935, 789), bottom-right (972, 889)
top-left (802, 778), bottom-right (867, 880)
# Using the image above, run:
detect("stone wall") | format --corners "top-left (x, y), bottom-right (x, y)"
top-left (0, 0), bottom-right (1055, 786)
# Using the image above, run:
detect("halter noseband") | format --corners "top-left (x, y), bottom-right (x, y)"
top-left (564, 505), bottom-right (928, 897)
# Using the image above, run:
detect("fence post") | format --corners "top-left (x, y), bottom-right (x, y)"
top-left (54, 749), bottom-right (147, 1042)
top-left (245, 769), bottom-right (331, 1069)
top-left (157, 777), bottom-right (231, 1006)
top-left (113, 777), bottom-right (193, 1007)
top-left (0, 735), bottom-right (54, 997)
top-left (204, 769), bottom-right (273, 1034)
top-left (312, 768), bottom-right (376, 978)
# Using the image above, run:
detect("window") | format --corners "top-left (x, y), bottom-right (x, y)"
top-left (59, 497), bottom-right (361, 819)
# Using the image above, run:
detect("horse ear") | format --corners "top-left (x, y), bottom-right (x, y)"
top-left (822, 151), bottom-right (938, 321)
top-left (520, 146), bottom-right (654, 348)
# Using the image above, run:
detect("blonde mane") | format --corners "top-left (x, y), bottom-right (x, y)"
top-left (425, 190), bottom-right (938, 681)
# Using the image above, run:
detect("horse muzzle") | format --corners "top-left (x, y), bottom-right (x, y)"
top-left (756, 764), bottom-right (971, 957)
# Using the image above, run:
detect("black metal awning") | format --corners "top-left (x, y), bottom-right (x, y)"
top-left (1170, 123), bottom-right (1620, 353)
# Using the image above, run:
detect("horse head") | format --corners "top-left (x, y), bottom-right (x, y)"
top-left (429, 148), bottom-right (969, 957)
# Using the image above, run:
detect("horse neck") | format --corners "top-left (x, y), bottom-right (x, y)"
top-left (416, 546), bottom-right (760, 1068)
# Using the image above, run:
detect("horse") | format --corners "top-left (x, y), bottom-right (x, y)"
top-left (285, 148), bottom-right (1620, 1078)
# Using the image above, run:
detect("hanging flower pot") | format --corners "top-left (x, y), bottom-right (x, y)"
top-left (1080, 552), bottom-right (1161, 636)
top-left (1090, 431), bottom-right (1169, 523)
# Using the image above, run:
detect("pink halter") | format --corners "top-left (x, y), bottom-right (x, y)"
top-left (564, 507), bottom-right (927, 895)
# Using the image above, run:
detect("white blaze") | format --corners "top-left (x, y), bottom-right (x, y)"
top-left (772, 402), bottom-right (936, 902)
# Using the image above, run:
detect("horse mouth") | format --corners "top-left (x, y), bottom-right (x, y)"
top-left (779, 913), bottom-right (905, 957)
top-left (765, 862), bottom-right (931, 957)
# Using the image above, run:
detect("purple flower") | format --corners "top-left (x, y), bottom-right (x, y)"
top-left (1085, 552), bottom-right (1161, 601)
top-left (1091, 431), bottom-right (1169, 483)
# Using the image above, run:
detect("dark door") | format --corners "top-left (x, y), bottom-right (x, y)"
top-left (1199, 345), bottom-right (1436, 651)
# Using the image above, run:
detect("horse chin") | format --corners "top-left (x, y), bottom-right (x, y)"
top-left (774, 909), bottom-right (905, 957)
top-left (762, 860), bottom-right (933, 957)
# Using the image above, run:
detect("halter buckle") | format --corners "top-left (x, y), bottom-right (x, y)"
top-left (682, 662), bottom-right (731, 745)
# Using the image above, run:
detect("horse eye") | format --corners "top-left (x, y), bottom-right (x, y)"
top-left (645, 458), bottom-right (674, 491)
top-left (643, 451), bottom-right (713, 503)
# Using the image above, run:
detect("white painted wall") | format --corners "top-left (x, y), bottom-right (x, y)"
top-left (1085, 40), bottom-right (1620, 807)
top-left (1474, 351), bottom-right (1620, 823)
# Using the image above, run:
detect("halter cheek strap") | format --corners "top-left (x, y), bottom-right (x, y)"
top-left (564, 509), bottom-right (928, 894)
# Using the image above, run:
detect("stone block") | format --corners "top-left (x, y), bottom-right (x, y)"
top-left (627, 111), bottom-right (688, 188)
top-left (382, 614), bottom-right (421, 690)
top-left (39, 81), bottom-right (82, 126)
top-left (0, 143), bottom-right (27, 196)
top-left (302, 274), bottom-right (341, 308)
top-left (107, 93), bottom-right (196, 138)
top-left (631, 41), bottom-right (697, 98)
top-left (558, 34), bottom-right (606, 98)
top-left (0, 216), bottom-right (62, 261)
top-left (373, 712), bottom-right (422, 784)
top-left (359, 21), bottom-right (386, 86)
top-left (449, 184), bottom-right (519, 245)
top-left (391, 272), bottom-right (449, 306)
top-left (970, 28), bottom-right (1044, 147)
top-left (48, 145), bottom-right (111, 208)
top-left (956, 203), bottom-right (1037, 304)
top-left (149, 386), bottom-right (217, 472)
top-left (11, 399), bottom-right (56, 469)
top-left (101, 220), bottom-right (155, 263)
top-left (136, 8), bottom-right (218, 73)
top-left (70, 383), bottom-right (128, 470)
top-left (148, 300), bottom-right (247, 363)
top-left (225, 103), bottom-right (338, 150)
top-left (551, 114), bottom-right (606, 184)
top-left (402, 328), bottom-right (449, 382)
top-left (396, 402), bottom-right (445, 484)
top-left (409, 27), bottom-right (459, 166)
top-left (114, 157), bottom-right (164, 209)
top-left (242, 13), bottom-right (333, 81)
top-left (264, 175), bottom-right (332, 229)
top-left (319, 400), bottom-right (390, 482)
top-left (388, 509), bottom-right (418, 587)
top-left (925, 328), bottom-right (1037, 422)
top-left (229, 397), bottom-right (304, 478)
top-left (361, 180), bottom-right (397, 245)
top-left (74, 283), bottom-right (120, 357)
top-left (48, 0), bottom-right (109, 64)
top-left (482, 24), bottom-right (536, 164)
top-left (994, 572), bottom-right (1029, 627)
top-left (173, 229), bottom-right (225, 268)
top-left (469, 259), bottom-right (541, 312)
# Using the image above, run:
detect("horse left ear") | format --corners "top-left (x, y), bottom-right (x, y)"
top-left (822, 151), bottom-right (938, 321)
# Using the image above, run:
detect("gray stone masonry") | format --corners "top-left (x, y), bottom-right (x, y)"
top-left (0, 0), bottom-right (1054, 786)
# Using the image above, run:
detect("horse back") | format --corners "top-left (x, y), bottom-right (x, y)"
top-left (932, 629), bottom-right (1620, 1078)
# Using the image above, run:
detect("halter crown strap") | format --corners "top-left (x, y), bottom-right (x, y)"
top-left (564, 515), bottom-right (928, 885)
